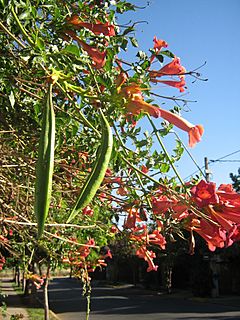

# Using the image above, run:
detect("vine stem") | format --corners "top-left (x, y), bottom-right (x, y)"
top-left (0, 218), bottom-right (97, 229)
top-left (146, 114), bottom-right (185, 188)
top-left (56, 82), bottom-right (100, 137)
top-left (10, 7), bottom-right (35, 46)
top-left (0, 21), bottom-right (26, 48)
top-left (113, 124), bottom-right (152, 209)
top-left (2, 203), bottom-right (101, 247)
top-left (86, 292), bottom-right (91, 320)
top-left (172, 131), bottom-right (206, 179)
top-left (28, 248), bottom-right (35, 267)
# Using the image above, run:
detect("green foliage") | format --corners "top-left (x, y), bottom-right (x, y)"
top-left (0, 0), bottom-right (204, 304)
top-left (230, 168), bottom-right (240, 192)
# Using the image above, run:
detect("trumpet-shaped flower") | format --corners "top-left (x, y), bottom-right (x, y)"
top-left (120, 83), bottom-right (144, 101)
top-left (190, 180), bottom-right (219, 208)
top-left (149, 56), bottom-right (186, 79)
top-left (152, 194), bottom-right (173, 215)
top-left (125, 99), bottom-right (161, 118)
top-left (77, 38), bottom-right (106, 69)
top-left (210, 185), bottom-right (240, 225)
top-left (159, 108), bottom-right (204, 147)
top-left (64, 30), bottom-right (106, 69)
top-left (126, 101), bottom-right (203, 147)
top-left (215, 206), bottom-right (240, 224)
top-left (121, 83), bottom-right (203, 147)
top-left (148, 230), bottom-right (166, 249)
top-left (124, 208), bottom-right (141, 229)
top-left (115, 72), bottom-right (128, 91)
top-left (151, 78), bottom-right (186, 92)
top-left (67, 15), bottom-right (115, 36)
top-left (150, 36), bottom-right (168, 63)
top-left (207, 205), bottom-right (233, 232)
top-left (185, 180), bottom-right (240, 250)
top-left (193, 220), bottom-right (226, 252)
top-left (136, 246), bottom-right (158, 272)
top-left (217, 184), bottom-right (240, 202)
top-left (153, 36), bottom-right (168, 52)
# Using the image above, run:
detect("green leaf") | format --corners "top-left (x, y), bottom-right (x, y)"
top-left (35, 37), bottom-right (45, 51)
top-left (161, 50), bottom-right (175, 58)
top-left (140, 60), bottom-right (150, 70)
top-left (156, 54), bottom-right (164, 63)
top-left (173, 140), bottom-right (184, 161)
top-left (160, 163), bottom-right (170, 173)
top-left (120, 38), bottom-right (128, 51)
top-left (116, 2), bottom-right (135, 13)
top-left (136, 50), bottom-right (147, 60)
top-left (122, 26), bottom-right (134, 36)
top-left (136, 139), bottom-right (148, 147)
top-left (130, 37), bottom-right (138, 47)
top-left (8, 91), bottom-right (15, 108)
top-left (18, 11), bottom-right (31, 20)
top-left (62, 45), bottom-right (80, 57)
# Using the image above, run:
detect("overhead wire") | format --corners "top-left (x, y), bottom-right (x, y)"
top-left (211, 160), bottom-right (240, 163)
top-left (184, 149), bottom-right (240, 181)
top-left (209, 149), bottom-right (240, 163)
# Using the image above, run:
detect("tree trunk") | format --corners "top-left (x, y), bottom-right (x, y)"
top-left (161, 259), bottom-right (173, 294)
top-left (165, 266), bottom-right (172, 294)
top-left (17, 266), bottom-right (20, 287)
top-left (24, 264), bottom-right (32, 296)
top-left (14, 265), bottom-right (20, 286)
top-left (22, 270), bottom-right (26, 292)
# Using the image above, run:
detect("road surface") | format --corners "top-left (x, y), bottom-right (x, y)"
top-left (38, 278), bottom-right (240, 320)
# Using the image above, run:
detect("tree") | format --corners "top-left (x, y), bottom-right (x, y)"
top-left (230, 168), bottom-right (240, 192)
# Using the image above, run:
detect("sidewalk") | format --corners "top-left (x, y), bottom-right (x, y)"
top-left (0, 278), bottom-right (29, 319)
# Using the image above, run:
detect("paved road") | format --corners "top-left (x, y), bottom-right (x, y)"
top-left (39, 278), bottom-right (240, 320)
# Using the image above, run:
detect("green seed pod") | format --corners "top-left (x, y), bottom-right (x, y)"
top-left (34, 83), bottom-right (55, 238)
top-left (67, 108), bottom-right (113, 223)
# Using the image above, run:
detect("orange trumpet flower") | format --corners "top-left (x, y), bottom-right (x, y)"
top-left (125, 97), bottom-right (203, 147)
top-left (67, 15), bottom-right (115, 36)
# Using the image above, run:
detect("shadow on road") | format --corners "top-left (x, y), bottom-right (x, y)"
top-left (35, 278), bottom-right (240, 320)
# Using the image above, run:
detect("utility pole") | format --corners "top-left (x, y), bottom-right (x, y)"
top-left (204, 156), bottom-right (219, 297)
top-left (204, 157), bottom-right (211, 182)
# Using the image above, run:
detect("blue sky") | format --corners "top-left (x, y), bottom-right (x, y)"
top-left (118, 0), bottom-right (240, 186)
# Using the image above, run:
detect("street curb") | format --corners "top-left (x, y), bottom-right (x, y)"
top-left (10, 280), bottom-right (61, 320)
top-left (50, 309), bottom-right (62, 320)
top-left (35, 296), bottom-right (62, 320)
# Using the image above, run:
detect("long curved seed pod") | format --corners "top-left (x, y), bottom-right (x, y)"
top-left (34, 83), bottom-right (55, 238)
top-left (67, 108), bottom-right (113, 223)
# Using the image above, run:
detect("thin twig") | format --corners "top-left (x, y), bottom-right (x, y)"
top-left (150, 91), bottom-right (197, 103)
top-left (0, 218), bottom-right (97, 229)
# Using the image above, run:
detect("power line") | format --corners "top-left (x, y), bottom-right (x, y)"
top-left (209, 149), bottom-right (240, 163)
top-left (184, 149), bottom-right (240, 180)
top-left (184, 166), bottom-right (205, 181)
top-left (173, 131), bottom-right (206, 179)
top-left (210, 160), bottom-right (240, 163)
